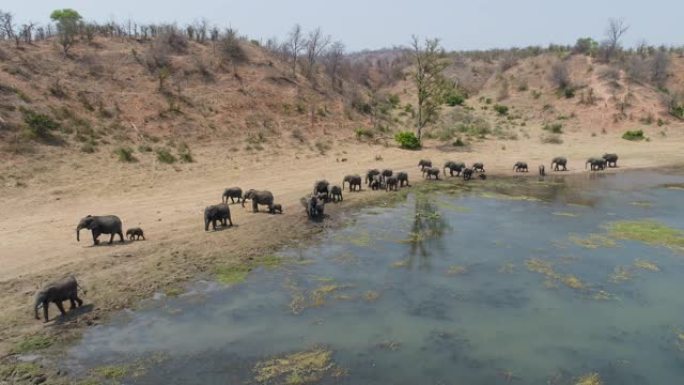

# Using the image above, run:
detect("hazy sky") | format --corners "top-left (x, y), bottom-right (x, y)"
top-left (6, 0), bottom-right (684, 51)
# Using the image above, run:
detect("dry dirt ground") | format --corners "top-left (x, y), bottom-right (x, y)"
top-left (1, 131), bottom-right (684, 356)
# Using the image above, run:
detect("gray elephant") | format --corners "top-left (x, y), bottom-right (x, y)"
top-left (34, 276), bottom-right (84, 322)
top-left (301, 195), bottom-right (325, 219)
top-left (472, 162), bottom-right (485, 173)
top-left (313, 180), bottom-right (330, 201)
top-left (424, 167), bottom-right (440, 180)
top-left (204, 203), bottom-right (233, 231)
top-left (269, 204), bottom-right (283, 214)
top-left (551, 157), bottom-right (568, 171)
top-left (418, 159), bottom-right (432, 171)
top-left (370, 175), bottom-right (383, 191)
top-left (539, 165), bottom-right (546, 176)
top-left (603, 153), bottom-right (618, 168)
top-left (386, 176), bottom-right (399, 191)
top-left (443, 161), bottom-right (465, 177)
top-left (462, 168), bottom-right (474, 181)
top-left (330, 185), bottom-right (343, 202)
top-left (242, 189), bottom-right (275, 212)
top-left (513, 161), bottom-right (528, 172)
top-left (381, 169), bottom-right (393, 179)
top-left (76, 215), bottom-right (124, 246)
top-left (126, 227), bottom-right (145, 240)
top-left (366, 169), bottom-right (380, 185)
top-left (586, 157), bottom-right (606, 171)
top-left (342, 175), bottom-right (362, 192)
top-left (222, 187), bottom-right (243, 204)
top-left (397, 172), bottom-right (409, 187)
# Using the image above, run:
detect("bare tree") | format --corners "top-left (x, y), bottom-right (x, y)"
top-left (0, 11), bottom-right (18, 46)
top-left (603, 18), bottom-right (629, 61)
top-left (550, 60), bottom-right (571, 89)
top-left (410, 36), bottom-right (449, 141)
top-left (651, 49), bottom-right (670, 88)
top-left (286, 24), bottom-right (305, 77)
top-left (323, 41), bottom-right (345, 90)
top-left (21, 22), bottom-right (35, 44)
top-left (303, 27), bottom-right (330, 79)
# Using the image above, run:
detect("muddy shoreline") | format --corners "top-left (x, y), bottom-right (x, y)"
top-left (1, 163), bottom-right (682, 384)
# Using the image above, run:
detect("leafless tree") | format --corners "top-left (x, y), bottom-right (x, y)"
top-left (0, 11), bottom-right (18, 46)
top-left (603, 18), bottom-right (629, 61)
top-left (323, 41), bottom-right (345, 90)
top-left (550, 60), bottom-right (571, 89)
top-left (20, 22), bottom-right (35, 44)
top-left (651, 49), bottom-right (670, 88)
top-left (303, 27), bottom-right (330, 79)
top-left (286, 24), bottom-right (305, 77)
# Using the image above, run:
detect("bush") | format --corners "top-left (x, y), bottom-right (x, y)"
top-left (394, 131), bottom-right (421, 149)
top-left (622, 130), bottom-right (646, 141)
top-left (156, 147), bottom-right (177, 163)
top-left (114, 147), bottom-right (136, 162)
top-left (493, 104), bottom-right (509, 115)
top-left (22, 110), bottom-right (60, 140)
top-left (138, 144), bottom-right (153, 152)
top-left (453, 138), bottom-right (466, 147)
top-left (543, 123), bottom-right (564, 134)
top-left (178, 142), bottom-right (193, 163)
top-left (563, 87), bottom-right (575, 98)
top-left (388, 94), bottom-right (401, 108)
top-left (445, 92), bottom-right (465, 107)
top-left (355, 127), bottom-right (374, 140)
top-left (541, 133), bottom-right (564, 144)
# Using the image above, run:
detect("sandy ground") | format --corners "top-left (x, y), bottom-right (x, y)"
top-left (1, 130), bottom-right (684, 356)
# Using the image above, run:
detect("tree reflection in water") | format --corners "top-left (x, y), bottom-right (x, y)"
top-left (407, 195), bottom-right (449, 269)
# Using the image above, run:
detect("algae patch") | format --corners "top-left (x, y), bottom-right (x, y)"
top-left (253, 347), bottom-right (344, 385)
top-left (569, 234), bottom-right (617, 249)
top-left (607, 220), bottom-right (684, 251)
top-left (575, 372), bottom-right (602, 385)
top-left (92, 364), bottom-right (128, 379)
top-left (552, 212), bottom-right (578, 217)
top-left (633, 259), bottom-right (660, 272)
top-left (214, 255), bottom-right (286, 286)
top-left (609, 266), bottom-right (633, 283)
top-left (446, 265), bottom-right (468, 276)
top-left (12, 334), bottom-right (54, 354)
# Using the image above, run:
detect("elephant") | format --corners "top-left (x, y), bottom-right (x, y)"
top-left (462, 168), bottom-right (474, 181)
top-left (366, 169), bottom-right (380, 185)
top-left (603, 153), bottom-right (618, 168)
top-left (330, 186), bottom-right (343, 202)
top-left (34, 276), bottom-right (83, 322)
top-left (513, 162), bottom-right (528, 172)
top-left (443, 161), bottom-right (465, 177)
top-left (204, 203), bottom-right (233, 231)
top-left (472, 162), bottom-right (485, 173)
top-left (386, 176), bottom-right (399, 191)
top-left (397, 172), bottom-right (410, 187)
top-left (381, 169), bottom-right (393, 179)
top-left (586, 157), bottom-right (606, 171)
top-left (301, 195), bottom-right (325, 219)
top-left (551, 157), bottom-right (568, 171)
top-left (242, 189), bottom-right (275, 212)
top-left (221, 187), bottom-right (243, 204)
top-left (269, 204), bottom-right (283, 214)
top-left (76, 215), bottom-right (124, 246)
top-left (424, 167), bottom-right (440, 180)
top-left (342, 175), bottom-right (362, 192)
top-left (539, 165), bottom-right (545, 176)
top-left (313, 180), bottom-right (330, 201)
top-left (126, 227), bottom-right (145, 240)
top-left (418, 159), bottom-right (432, 171)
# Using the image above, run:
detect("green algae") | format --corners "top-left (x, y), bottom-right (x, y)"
top-left (92, 364), bottom-right (128, 380)
top-left (607, 220), bottom-right (684, 251)
top-left (12, 334), bottom-right (55, 354)
top-left (569, 234), bottom-right (617, 249)
top-left (253, 347), bottom-right (344, 385)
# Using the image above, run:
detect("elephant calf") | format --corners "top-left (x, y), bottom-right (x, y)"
top-left (204, 203), bottom-right (233, 231)
top-left (76, 215), bottom-right (124, 246)
top-left (418, 159), bottom-right (432, 171)
top-left (342, 175), bottom-right (362, 192)
top-left (269, 204), bottom-right (283, 214)
top-left (35, 276), bottom-right (84, 323)
top-left (513, 162), bottom-right (528, 172)
top-left (423, 167), bottom-right (440, 180)
top-left (366, 169), bottom-right (380, 185)
top-left (330, 186), bottom-right (343, 202)
top-left (386, 176), bottom-right (399, 191)
top-left (313, 180), bottom-right (330, 201)
top-left (472, 162), bottom-right (485, 173)
top-left (539, 165), bottom-right (546, 177)
top-left (301, 195), bottom-right (325, 219)
top-left (463, 168), bottom-right (474, 181)
top-left (222, 187), bottom-right (243, 204)
top-left (397, 172), bottom-right (409, 187)
top-left (126, 227), bottom-right (145, 241)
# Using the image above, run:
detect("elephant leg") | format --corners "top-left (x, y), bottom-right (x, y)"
top-left (253, 201), bottom-right (258, 213)
top-left (109, 233), bottom-right (115, 244)
top-left (55, 301), bottom-right (66, 316)
top-left (212, 219), bottom-right (218, 230)
top-left (75, 296), bottom-right (83, 307)
top-left (43, 303), bottom-right (49, 322)
top-left (70, 298), bottom-right (77, 309)
top-left (92, 231), bottom-right (100, 245)
top-left (119, 231), bottom-right (124, 243)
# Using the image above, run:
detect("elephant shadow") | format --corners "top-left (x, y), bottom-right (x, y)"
top-left (208, 224), bottom-right (239, 232)
top-left (50, 304), bottom-right (95, 325)
top-left (86, 240), bottom-right (131, 248)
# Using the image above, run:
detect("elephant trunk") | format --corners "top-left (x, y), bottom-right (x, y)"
top-left (76, 224), bottom-right (83, 242)
top-left (34, 296), bottom-right (43, 320)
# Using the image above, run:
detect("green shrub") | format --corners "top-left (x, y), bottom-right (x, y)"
top-left (355, 127), bottom-right (374, 140)
top-left (445, 92), bottom-right (465, 107)
top-left (563, 87), bottom-right (575, 98)
top-left (493, 104), bottom-right (509, 115)
top-left (671, 104), bottom-right (684, 119)
top-left (114, 147), bottom-right (136, 162)
top-left (485, 98), bottom-right (492, 105)
top-left (531, 90), bottom-right (542, 99)
top-left (22, 110), bottom-right (59, 139)
top-left (543, 123), bottom-right (564, 134)
top-left (388, 94), bottom-right (401, 108)
top-left (622, 130), bottom-right (645, 141)
top-left (156, 148), bottom-right (177, 163)
top-left (394, 131), bottom-right (421, 149)
top-left (138, 144), bottom-right (153, 152)
top-left (178, 142), bottom-right (193, 163)
top-left (453, 138), bottom-right (466, 147)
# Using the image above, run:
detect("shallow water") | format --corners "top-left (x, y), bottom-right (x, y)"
top-left (66, 170), bottom-right (684, 384)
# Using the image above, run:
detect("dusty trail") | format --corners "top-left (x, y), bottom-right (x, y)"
top-left (0, 133), bottom-right (683, 354)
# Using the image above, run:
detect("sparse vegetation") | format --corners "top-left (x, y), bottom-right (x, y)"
top-left (493, 104), bottom-right (509, 115)
top-left (114, 147), bottom-right (136, 162)
top-left (542, 122), bottom-right (564, 134)
top-left (156, 147), bottom-right (177, 163)
top-left (622, 129), bottom-right (645, 141)
top-left (22, 109), bottom-right (59, 141)
top-left (541, 133), bottom-right (563, 144)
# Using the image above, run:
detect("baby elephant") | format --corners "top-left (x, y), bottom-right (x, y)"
top-left (424, 167), bottom-right (440, 180)
top-left (204, 203), bottom-right (233, 231)
top-left (330, 186), bottom-right (343, 202)
top-left (126, 227), bottom-right (145, 241)
top-left (34, 276), bottom-right (84, 323)
top-left (269, 204), bottom-right (283, 214)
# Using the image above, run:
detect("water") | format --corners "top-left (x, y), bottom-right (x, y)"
top-left (66, 170), bottom-right (684, 385)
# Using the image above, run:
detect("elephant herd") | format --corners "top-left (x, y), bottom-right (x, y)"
top-left (39, 152), bottom-right (620, 323)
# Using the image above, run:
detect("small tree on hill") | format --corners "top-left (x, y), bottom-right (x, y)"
top-left (410, 36), bottom-right (448, 141)
top-left (601, 18), bottom-right (629, 62)
top-left (50, 8), bottom-right (82, 56)
top-left (286, 24), bottom-right (305, 77)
